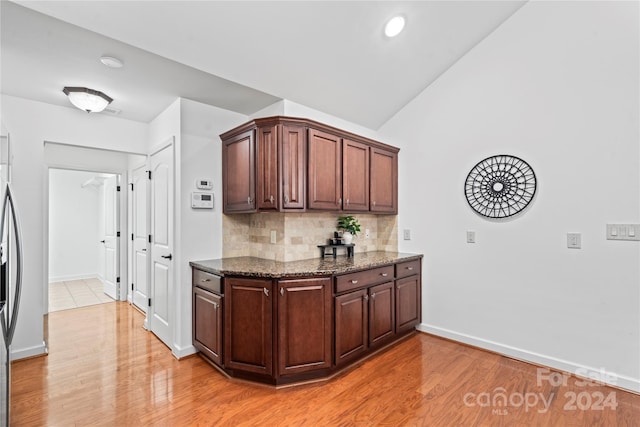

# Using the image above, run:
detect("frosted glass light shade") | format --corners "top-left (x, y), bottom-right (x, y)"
top-left (62, 87), bottom-right (113, 113)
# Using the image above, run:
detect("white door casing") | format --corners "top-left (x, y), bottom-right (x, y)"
top-left (102, 175), bottom-right (119, 300)
top-left (131, 164), bottom-right (149, 313)
top-left (149, 144), bottom-right (173, 347)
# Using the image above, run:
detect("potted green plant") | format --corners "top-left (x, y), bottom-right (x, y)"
top-left (337, 215), bottom-right (360, 244)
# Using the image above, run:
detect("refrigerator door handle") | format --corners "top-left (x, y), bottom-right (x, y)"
top-left (0, 184), bottom-right (22, 345)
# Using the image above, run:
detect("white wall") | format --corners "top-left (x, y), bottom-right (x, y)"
top-left (1, 94), bottom-right (147, 359)
top-left (379, 1), bottom-right (639, 392)
top-left (48, 169), bottom-right (100, 282)
top-left (174, 98), bottom-right (247, 356)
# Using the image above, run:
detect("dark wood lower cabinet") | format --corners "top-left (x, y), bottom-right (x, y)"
top-left (278, 277), bottom-right (332, 376)
top-left (369, 281), bottom-right (395, 347)
top-left (193, 287), bottom-right (223, 366)
top-left (335, 289), bottom-right (368, 366)
top-left (224, 277), bottom-right (273, 376)
top-left (395, 274), bottom-right (421, 334)
top-left (192, 256), bottom-right (422, 385)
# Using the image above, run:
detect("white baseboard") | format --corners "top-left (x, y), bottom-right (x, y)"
top-left (418, 323), bottom-right (640, 394)
top-left (48, 273), bottom-right (100, 283)
top-left (11, 341), bottom-right (47, 361)
top-left (172, 343), bottom-right (197, 359)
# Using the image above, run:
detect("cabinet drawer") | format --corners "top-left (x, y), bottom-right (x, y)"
top-left (336, 265), bottom-right (394, 294)
top-left (193, 269), bottom-right (223, 294)
top-left (395, 259), bottom-right (420, 279)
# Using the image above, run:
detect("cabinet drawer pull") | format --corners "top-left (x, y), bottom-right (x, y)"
top-left (263, 287), bottom-right (269, 297)
top-left (407, 266), bottom-right (414, 271)
top-left (351, 280), bottom-right (358, 284)
top-left (381, 273), bottom-right (388, 277)
top-left (201, 278), bottom-right (211, 282)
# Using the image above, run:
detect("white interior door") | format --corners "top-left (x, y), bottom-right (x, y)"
top-left (150, 144), bottom-right (173, 347)
top-left (131, 165), bottom-right (148, 312)
top-left (102, 175), bottom-right (118, 300)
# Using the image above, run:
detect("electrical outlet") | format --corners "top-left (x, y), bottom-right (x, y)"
top-left (270, 230), bottom-right (277, 244)
top-left (403, 229), bottom-right (411, 240)
top-left (567, 233), bottom-right (581, 249)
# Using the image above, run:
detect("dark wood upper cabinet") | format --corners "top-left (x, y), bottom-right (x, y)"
top-left (221, 117), bottom-right (399, 214)
top-left (277, 277), bottom-right (332, 376)
top-left (342, 139), bottom-right (370, 212)
top-left (307, 128), bottom-right (342, 210)
top-left (257, 125), bottom-right (279, 210)
top-left (280, 125), bottom-right (306, 210)
top-left (370, 147), bottom-right (398, 214)
top-left (222, 129), bottom-right (256, 213)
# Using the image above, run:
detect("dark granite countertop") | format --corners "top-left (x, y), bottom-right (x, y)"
top-left (190, 251), bottom-right (423, 278)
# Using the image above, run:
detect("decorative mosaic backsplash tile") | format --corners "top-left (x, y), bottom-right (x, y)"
top-left (223, 212), bottom-right (398, 262)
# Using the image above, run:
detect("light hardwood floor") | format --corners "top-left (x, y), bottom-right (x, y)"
top-left (12, 302), bottom-right (640, 426)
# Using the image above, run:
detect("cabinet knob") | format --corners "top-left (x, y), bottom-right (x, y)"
top-left (284, 195), bottom-right (289, 204)
top-left (373, 201), bottom-right (376, 207)
top-left (364, 294), bottom-right (369, 301)
top-left (247, 196), bottom-right (253, 205)
top-left (269, 195), bottom-right (274, 204)
top-left (346, 199), bottom-right (350, 205)
top-left (371, 292), bottom-right (376, 300)
top-left (263, 287), bottom-right (269, 297)
top-left (213, 302), bottom-right (218, 310)
top-left (338, 198), bottom-right (342, 206)
top-left (280, 287), bottom-right (284, 296)
top-left (351, 280), bottom-right (358, 284)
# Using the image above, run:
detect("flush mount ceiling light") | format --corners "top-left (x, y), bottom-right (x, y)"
top-left (100, 56), bottom-right (123, 68)
top-left (384, 15), bottom-right (405, 38)
top-left (62, 87), bottom-right (113, 113)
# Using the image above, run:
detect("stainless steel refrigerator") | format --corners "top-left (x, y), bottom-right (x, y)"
top-left (0, 131), bottom-right (22, 426)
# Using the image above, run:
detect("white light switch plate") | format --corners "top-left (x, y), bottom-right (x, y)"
top-left (403, 229), bottom-right (411, 240)
top-left (567, 233), bottom-right (581, 249)
top-left (607, 224), bottom-right (640, 241)
top-left (466, 231), bottom-right (475, 243)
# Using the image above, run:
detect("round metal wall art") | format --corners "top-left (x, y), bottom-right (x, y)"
top-left (464, 154), bottom-right (536, 219)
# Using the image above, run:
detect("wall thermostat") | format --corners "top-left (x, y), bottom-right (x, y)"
top-left (192, 192), bottom-right (214, 209)
top-left (196, 179), bottom-right (213, 190)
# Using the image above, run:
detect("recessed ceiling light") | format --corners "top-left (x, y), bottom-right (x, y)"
top-left (100, 56), bottom-right (123, 68)
top-left (385, 15), bottom-right (405, 38)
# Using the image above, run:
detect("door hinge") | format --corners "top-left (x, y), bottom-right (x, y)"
top-left (147, 170), bottom-right (151, 180)
top-left (116, 231), bottom-right (121, 237)
top-left (131, 283), bottom-right (134, 291)
top-left (130, 183), bottom-right (134, 191)
top-left (116, 277), bottom-right (120, 283)
top-left (117, 185), bottom-right (121, 192)
top-left (148, 298), bottom-right (151, 307)
top-left (148, 234), bottom-right (152, 243)
top-left (131, 233), bottom-right (134, 241)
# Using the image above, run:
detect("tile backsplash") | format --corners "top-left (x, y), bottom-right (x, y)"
top-left (222, 212), bottom-right (398, 261)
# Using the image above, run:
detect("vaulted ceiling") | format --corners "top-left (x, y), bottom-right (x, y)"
top-left (2, 1), bottom-right (526, 129)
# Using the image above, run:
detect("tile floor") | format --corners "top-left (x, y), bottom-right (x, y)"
top-left (49, 277), bottom-right (115, 312)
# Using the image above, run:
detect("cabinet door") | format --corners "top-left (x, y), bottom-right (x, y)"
top-left (395, 275), bottom-right (421, 334)
top-left (224, 277), bottom-right (273, 375)
top-left (370, 147), bottom-right (398, 213)
top-left (369, 281), bottom-right (395, 347)
top-left (278, 277), bottom-right (332, 376)
top-left (257, 125), bottom-right (278, 210)
top-left (308, 128), bottom-right (342, 210)
top-left (280, 125), bottom-right (306, 210)
top-left (342, 139), bottom-right (369, 212)
top-left (193, 287), bottom-right (223, 366)
top-left (335, 289), bottom-right (368, 366)
top-left (223, 129), bottom-right (256, 213)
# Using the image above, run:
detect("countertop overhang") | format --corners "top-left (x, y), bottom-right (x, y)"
top-left (190, 251), bottom-right (423, 279)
